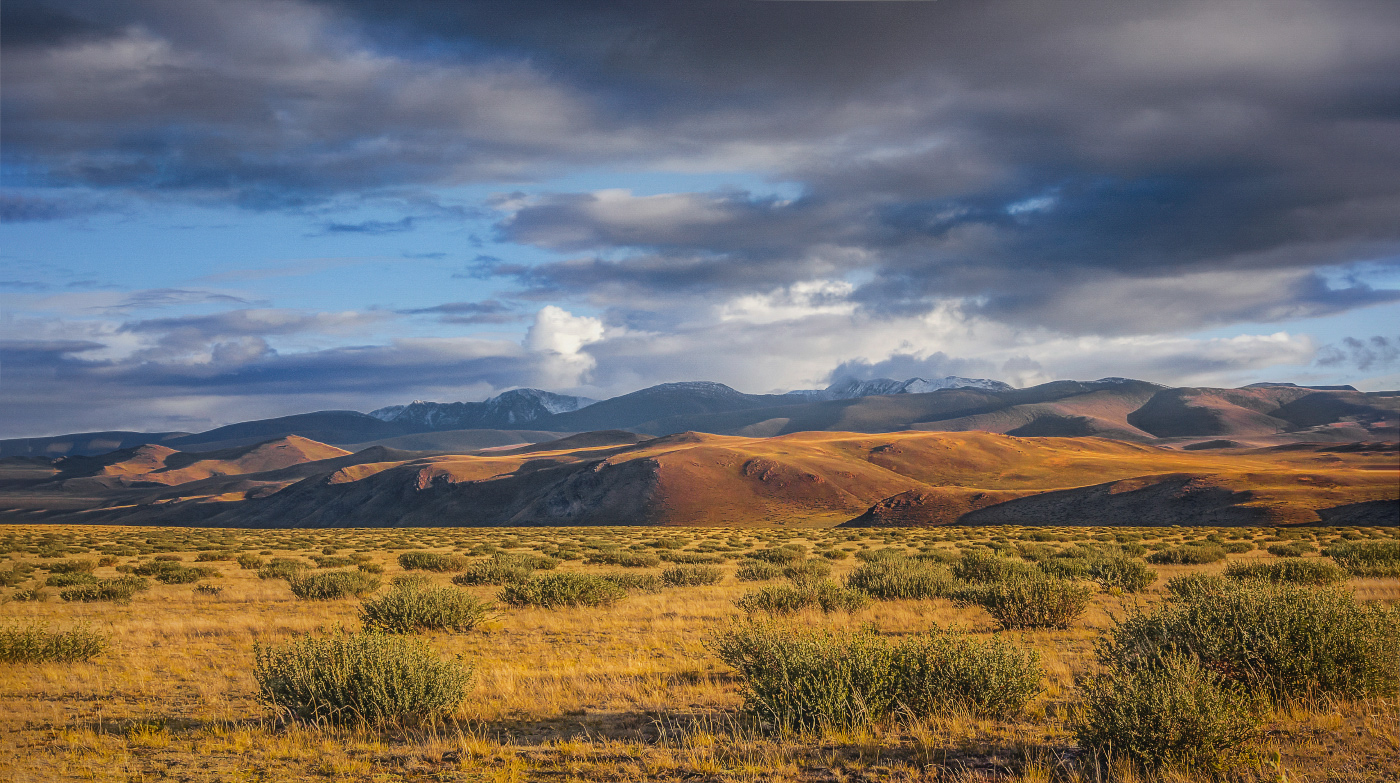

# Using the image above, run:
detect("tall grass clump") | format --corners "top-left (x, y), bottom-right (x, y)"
top-left (661, 565), bottom-right (724, 586)
top-left (954, 575), bottom-right (1092, 630)
top-left (59, 576), bottom-right (150, 603)
top-left (1098, 580), bottom-right (1399, 702)
top-left (252, 630), bottom-right (471, 725)
top-left (360, 583), bottom-right (493, 633)
top-left (1325, 539), bottom-right (1400, 577)
top-left (287, 570), bottom-right (381, 600)
top-left (845, 556), bottom-right (951, 600)
top-left (1146, 545), bottom-right (1226, 565)
top-left (396, 551), bottom-right (468, 573)
top-left (0, 623), bottom-right (107, 663)
top-left (711, 622), bottom-right (1041, 731)
top-left (1224, 558), bottom-right (1347, 586)
top-left (1075, 653), bottom-right (1262, 772)
top-left (497, 572), bottom-right (627, 608)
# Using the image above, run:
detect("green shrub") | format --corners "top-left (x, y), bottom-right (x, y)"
top-left (735, 580), bottom-right (869, 615)
top-left (252, 630), bottom-right (471, 725)
top-left (59, 576), bottom-right (150, 602)
top-left (358, 562), bottom-right (385, 575)
top-left (237, 554), bottom-right (265, 570)
top-left (1037, 558), bottom-right (1092, 580)
top-left (311, 555), bottom-right (356, 568)
top-left (1165, 573), bottom-right (1229, 601)
top-left (195, 551), bottom-right (233, 562)
top-left (781, 559), bottom-right (833, 583)
top-left (194, 584), bottom-right (223, 596)
top-left (1146, 545), bottom-right (1226, 565)
top-left (954, 575), bottom-right (1092, 630)
top-left (1221, 541), bottom-right (1254, 554)
top-left (711, 622), bottom-right (1041, 731)
top-left (892, 629), bottom-right (1043, 718)
top-left (11, 588), bottom-right (47, 602)
top-left (287, 570), bottom-right (382, 600)
top-left (1266, 541), bottom-right (1316, 558)
top-left (0, 563), bottom-right (36, 587)
top-left (735, 560), bottom-right (784, 582)
top-left (258, 558), bottom-right (311, 580)
top-left (450, 553), bottom-right (555, 586)
top-left (854, 547), bottom-right (909, 563)
top-left (1075, 654), bottom-right (1261, 772)
top-left (952, 551), bottom-right (1038, 583)
top-left (1224, 558), bottom-right (1347, 586)
top-left (1086, 555), bottom-right (1157, 593)
top-left (134, 560), bottom-right (221, 584)
top-left (1325, 540), bottom-right (1400, 577)
top-left (820, 549), bottom-right (851, 561)
top-left (584, 551), bottom-right (661, 568)
top-left (46, 559), bottom-right (97, 574)
top-left (396, 551), bottom-right (469, 573)
top-left (0, 623), bottom-right (107, 664)
top-left (846, 557), bottom-right (951, 600)
top-left (1098, 581), bottom-right (1399, 702)
top-left (45, 572), bottom-right (98, 588)
top-left (498, 573), bottom-right (627, 608)
top-left (746, 546), bottom-right (808, 565)
top-left (361, 584), bottom-right (494, 633)
top-left (661, 565), bottom-right (724, 587)
top-left (659, 552), bottom-right (725, 564)
top-left (600, 571), bottom-right (663, 593)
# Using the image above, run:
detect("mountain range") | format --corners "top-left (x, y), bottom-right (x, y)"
top-left (3, 377), bottom-right (1395, 459)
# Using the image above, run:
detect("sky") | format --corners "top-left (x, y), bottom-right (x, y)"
top-left (2, 0), bottom-right (1399, 439)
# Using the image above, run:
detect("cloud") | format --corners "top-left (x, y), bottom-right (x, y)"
top-left (1316, 336), bottom-right (1400, 372)
top-left (524, 305), bottom-right (605, 387)
top-left (321, 216), bottom-right (417, 234)
top-left (398, 299), bottom-right (520, 324)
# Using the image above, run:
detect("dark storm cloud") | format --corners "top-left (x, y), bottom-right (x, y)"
top-left (397, 300), bottom-right (520, 325)
top-left (4, 0), bottom-right (1400, 335)
top-left (1316, 336), bottom-right (1400, 372)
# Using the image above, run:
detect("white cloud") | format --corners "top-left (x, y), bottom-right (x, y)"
top-left (524, 305), bottom-right (606, 387)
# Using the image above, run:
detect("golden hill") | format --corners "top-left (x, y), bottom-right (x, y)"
top-left (11, 429), bottom-right (1388, 528)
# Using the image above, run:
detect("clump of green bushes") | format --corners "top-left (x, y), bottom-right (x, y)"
top-left (952, 551), bottom-right (1038, 583)
top-left (1075, 653), bottom-right (1261, 772)
top-left (661, 565), bottom-right (724, 587)
top-left (0, 623), bottom-right (107, 664)
top-left (735, 581), bottom-right (869, 615)
top-left (1146, 545), bottom-right (1226, 565)
top-left (361, 582), bottom-right (493, 633)
top-left (257, 558), bottom-right (311, 580)
top-left (134, 560), bottom-right (221, 584)
top-left (450, 553), bottom-right (557, 586)
top-left (397, 551), bottom-right (469, 573)
top-left (498, 573), bottom-right (627, 608)
top-left (954, 574), bottom-right (1092, 630)
top-left (584, 551), bottom-right (661, 568)
top-left (253, 630), bottom-right (471, 725)
top-left (45, 559), bottom-right (97, 575)
top-left (1097, 580), bottom-right (1399, 702)
top-left (59, 576), bottom-right (150, 603)
top-left (287, 570), bottom-right (381, 600)
top-left (1041, 553), bottom-right (1156, 593)
top-left (712, 622), bottom-right (1041, 730)
top-left (735, 560), bottom-right (784, 582)
top-left (1224, 558), bottom-right (1347, 586)
top-left (1325, 540), bottom-right (1400, 577)
top-left (845, 557), bottom-right (951, 600)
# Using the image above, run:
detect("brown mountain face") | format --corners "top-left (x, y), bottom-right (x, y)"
top-left (4, 430), bottom-right (1393, 528)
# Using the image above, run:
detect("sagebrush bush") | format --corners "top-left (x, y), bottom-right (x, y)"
top-left (1325, 540), bottom-right (1400, 577)
top-left (396, 551), bottom-right (468, 573)
top-left (1098, 580), bottom-right (1399, 702)
top-left (954, 575), bottom-right (1092, 630)
top-left (584, 551), bottom-right (661, 568)
top-left (450, 559), bottom-right (531, 586)
top-left (845, 557), bottom-right (951, 600)
top-left (1266, 541), bottom-right (1316, 557)
top-left (252, 630), bottom-right (471, 725)
top-left (661, 565), bottom-right (724, 586)
top-left (11, 588), bottom-right (47, 602)
top-left (712, 622), bottom-right (1041, 731)
top-left (0, 623), bottom-right (107, 664)
top-left (952, 551), bottom-right (1038, 583)
top-left (45, 572), bottom-right (98, 588)
top-left (1146, 545), bottom-right (1226, 565)
top-left (1165, 573), bottom-right (1228, 601)
top-left (600, 571), bottom-right (663, 593)
top-left (360, 583), bottom-right (493, 633)
top-left (59, 576), bottom-right (150, 602)
top-left (498, 573), bottom-right (627, 608)
top-left (1075, 654), bottom-right (1261, 772)
top-left (1224, 558), bottom-right (1347, 586)
top-left (46, 559), bottom-right (97, 574)
top-left (237, 554), bottom-right (265, 570)
top-left (257, 558), bottom-right (311, 580)
top-left (747, 546), bottom-right (808, 565)
top-left (781, 559), bottom-right (833, 583)
top-left (0, 563), bottom-right (36, 587)
top-left (660, 551), bottom-right (725, 564)
top-left (134, 560), bottom-right (220, 584)
top-left (287, 570), bottom-right (381, 600)
top-left (1084, 554), bottom-right (1157, 593)
top-left (735, 560), bottom-right (784, 581)
top-left (735, 580), bottom-right (869, 616)
top-left (1221, 541), bottom-right (1254, 554)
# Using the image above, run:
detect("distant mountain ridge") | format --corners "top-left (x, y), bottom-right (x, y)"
top-left (369, 388), bottom-right (596, 431)
top-left (3, 376), bottom-right (1396, 458)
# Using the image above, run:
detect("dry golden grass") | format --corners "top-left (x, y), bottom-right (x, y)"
top-left (0, 523), bottom-right (1396, 782)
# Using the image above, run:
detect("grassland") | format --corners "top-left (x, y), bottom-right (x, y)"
top-left (0, 523), bottom-right (1396, 782)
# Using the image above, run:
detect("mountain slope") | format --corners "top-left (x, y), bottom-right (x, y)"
top-left (369, 388), bottom-right (595, 431)
top-left (20, 430), bottom-right (1390, 528)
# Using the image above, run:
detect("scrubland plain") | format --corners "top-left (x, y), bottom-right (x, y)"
top-left (1, 524), bottom-right (1397, 782)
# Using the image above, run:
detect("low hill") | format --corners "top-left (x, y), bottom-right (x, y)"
top-left (0, 431), bottom-right (191, 458)
top-left (8, 430), bottom-right (1390, 528)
